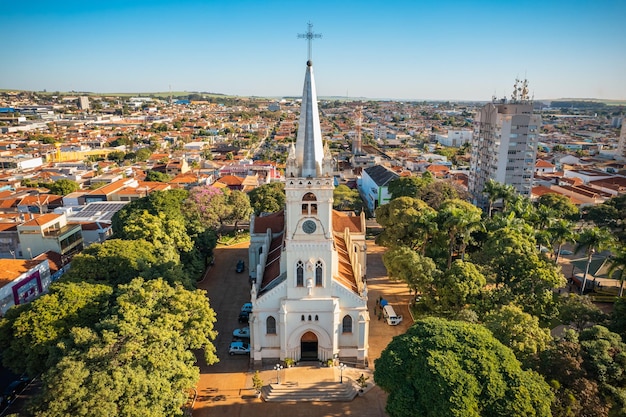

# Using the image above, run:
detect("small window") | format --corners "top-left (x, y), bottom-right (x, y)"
top-left (315, 315), bottom-right (319, 321)
top-left (301, 315), bottom-right (305, 321)
top-left (342, 315), bottom-right (353, 333)
top-left (296, 261), bottom-right (304, 287)
top-left (308, 315), bottom-right (312, 321)
top-left (266, 316), bottom-right (276, 334)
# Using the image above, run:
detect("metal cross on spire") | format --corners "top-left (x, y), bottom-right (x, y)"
top-left (297, 22), bottom-right (322, 62)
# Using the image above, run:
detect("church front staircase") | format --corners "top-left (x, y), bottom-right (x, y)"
top-left (261, 381), bottom-right (358, 402)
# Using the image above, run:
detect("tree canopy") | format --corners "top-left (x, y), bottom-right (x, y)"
top-left (248, 182), bottom-right (285, 215)
top-left (374, 317), bottom-right (553, 417)
top-left (30, 278), bottom-right (218, 417)
top-left (46, 179), bottom-right (80, 196)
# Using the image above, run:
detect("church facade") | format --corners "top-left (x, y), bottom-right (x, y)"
top-left (247, 59), bottom-right (369, 367)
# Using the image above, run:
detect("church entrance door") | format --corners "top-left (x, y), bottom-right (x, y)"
top-left (300, 331), bottom-right (318, 361)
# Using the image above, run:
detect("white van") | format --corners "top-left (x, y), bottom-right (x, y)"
top-left (382, 305), bottom-right (403, 325)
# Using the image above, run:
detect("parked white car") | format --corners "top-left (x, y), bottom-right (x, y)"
top-left (229, 341), bottom-right (251, 355)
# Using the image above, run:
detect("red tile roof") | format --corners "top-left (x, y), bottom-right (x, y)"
top-left (535, 159), bottom-right (555, 168)
top-left (332, 210), bottom-right (363, 233)
top-left (333, 235), bottom-right (358, 293)
top-left (253, 210), bottom-right (285, 234)
top-left (0, 259), bottom-right (43, 287)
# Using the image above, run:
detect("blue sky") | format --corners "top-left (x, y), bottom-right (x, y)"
top-left (1, 0), bottom-right (624, 101)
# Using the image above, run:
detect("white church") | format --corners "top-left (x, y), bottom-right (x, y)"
top-left (247, 52), bottom-right (370, 367)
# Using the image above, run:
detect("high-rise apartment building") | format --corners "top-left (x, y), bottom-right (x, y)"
top-left (469, 80), bottom-right (541, 208)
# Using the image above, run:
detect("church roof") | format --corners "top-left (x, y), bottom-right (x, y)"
top-left (332, 210), bottom-right (363, 233)
top-left (295, 61), bottom-right (324, 177)
top-left (333, 234), bottom-right (358, 293)
top-left (260, 233), bottom-right (285, 289)
top-left (253, 210), bottom-right (285, 234)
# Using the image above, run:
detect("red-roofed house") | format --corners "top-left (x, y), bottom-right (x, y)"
top-left (0, 258), bottom-right (51, 316)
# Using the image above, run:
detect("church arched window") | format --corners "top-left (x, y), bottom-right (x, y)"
top-left (342, 315), bottom-right (353, 333)
top-left (302, 192), bottom-right (317, 215)
top-left (266, 316), bottom-right (276, 334)
top-left (296, 261), bottom-right (304, 287)
top-left (315, 260), bottom-right (323, 287)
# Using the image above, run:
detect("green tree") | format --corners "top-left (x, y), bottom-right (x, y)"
top-left (145, 170), bottom-right (171, 182)
top-left (107, 150), bottom-right (126, 163)
top-left (607, 244), bottom-right (626, 297)
top-left (417, 180), bottom-right (470, 210)
top-left (548, 219), bottom-right (577, 263)
top-left (436, 260), bottom-right (486, 314)
top-left (387, 176), bottom-right (433, 200)
top-left (484, 303), bottom-right (552, 364)
top-left (375, 197), bottom-right (437, 253)
top-left (116, 210), bottom-right (191, 262)
top-left (382, 246), bottom-right (437, 297)
top-left (248, 182), bottom-right (285, 215)
top-left (0, 282), bottom-right (113, 376)
top-left (436, 199), bottom-right (483, 269)
top-left (575, 227), bottom-right (615, 294)
top-left (559, 294), bottom-right (606, 331)
top-left (333, 185), bottom-right (363, 212)
top-left (31, 278), bottom-right (218, 417)
top-left (476, 227), bottom-right (565, 319)
top-left (610, 298), bottom-right (626, 338)
top-left (135, 147), bottom-right (152, 162)
top-left (62, 239), bottom-right (188, 286)
top-left (227, 189), bottom-right (252, 229)
top-left (536, 331), bottom-right (609, 417)
top-left (483, 180), bottom-right (516, 216)
top-left (374, 318), bottom-right (553, 417)
top-left (578, 325), bottom-right (626, 411)
top-left (47, 179), bottom-right (80, 195)
top-left (537, 193), bottom-right (579, 221)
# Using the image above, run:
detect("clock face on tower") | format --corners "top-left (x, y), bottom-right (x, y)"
top-left (302, 219), bottom-right (317, 234)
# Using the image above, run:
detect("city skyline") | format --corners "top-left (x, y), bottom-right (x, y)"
top-left (1, 0), bottom-right (625, 101)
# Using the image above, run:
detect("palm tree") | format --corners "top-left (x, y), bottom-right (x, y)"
top-left (483, 179), bottom-right (501, 218)
top-left (548, 219), bottom-right (577, 263)
top-left (607, 245), bottom-right (626, 297)
top-left (483, 180), bottom-right (516, 217)
top-left (575, 227), bottom-right (615, 295)
top-left (438, 199), bottom-right (483, 269)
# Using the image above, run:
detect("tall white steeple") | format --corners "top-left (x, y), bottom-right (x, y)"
top-left (294, 60), bottom-right (325, 177)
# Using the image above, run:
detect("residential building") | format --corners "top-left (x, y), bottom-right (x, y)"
top-left (0, 258), bottom-right (51, 316)
top-left (17, 213), bottom-right (83, 259)
top-left (359, 165), bottom-right (399, 215)
top-left (247, 58), bottom-right (369, 367)
top-left (436, 129), bottom-right (473, 147)
top-left (469, 81), bottom-right (541, 208)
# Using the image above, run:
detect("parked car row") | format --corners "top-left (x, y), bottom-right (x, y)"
top-left (230, 303), bottom-right (252, 355)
